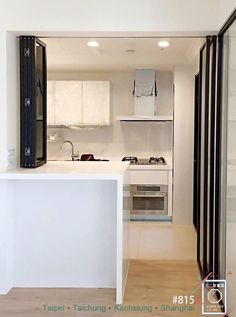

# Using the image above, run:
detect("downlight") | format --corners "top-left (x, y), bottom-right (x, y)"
top-left (87, 41), bottom-right (100, 47)
top-left (158, 41), bottom-right (171, 48)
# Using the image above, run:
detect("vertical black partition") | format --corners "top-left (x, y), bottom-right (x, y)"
top-left (197, 36), bottom-right (217, 277)
top-left (193, 73), bottom-right (200, 231)
top-left (20, 36), bottom-right (47, 168)
top-left (214, 34), bottom-right (223, 281)
top-left (208, 36), bottom-right (217, 276)
top-left (198, 41), bottom-right (207, 276)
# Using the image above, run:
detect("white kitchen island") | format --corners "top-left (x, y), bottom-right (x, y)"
top-left (0, 161), bottom-right (130, 304)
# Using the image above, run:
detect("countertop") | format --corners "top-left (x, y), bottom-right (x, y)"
top-left (48, 158), bottom-right (173, 171)
top-left (0, 161), bottom-right (130, 180)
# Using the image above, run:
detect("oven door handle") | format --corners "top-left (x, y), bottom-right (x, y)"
top-left (132, 193), bottom-right (167, 198)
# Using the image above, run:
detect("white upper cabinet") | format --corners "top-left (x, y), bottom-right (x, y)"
top-left (82, 81), bottom-right (110, 125)
top-left (55, 81), bottom-right (82, 125)
top-left (47, 80), bottom-right (110, 127)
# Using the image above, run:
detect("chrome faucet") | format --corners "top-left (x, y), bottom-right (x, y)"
top-left (61, 140), bottom-right (80, 161)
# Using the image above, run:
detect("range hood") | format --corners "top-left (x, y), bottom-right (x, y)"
top-left (117, 69), bottom-right (173, 122)
top-left (134, 69), bottom-right (157, 116)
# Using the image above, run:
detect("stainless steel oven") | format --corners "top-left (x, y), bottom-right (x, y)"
top-left (131, 184), bottom-right (168, 221)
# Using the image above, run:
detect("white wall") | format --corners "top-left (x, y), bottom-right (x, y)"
top-left (218, 0), bottom-right (236, 29)
top-left (0, 0), bottom-right (220, 34)
top-left (47, 71), bottom-right (173, 161)
top-left (0, 32), bottom-right (19, 170)
top-left (173, 65), bottom-right (195, 225)
top-left (6, 33), bottom-right (20, 169)
top-left (0, 31), bottom-right (7, 170)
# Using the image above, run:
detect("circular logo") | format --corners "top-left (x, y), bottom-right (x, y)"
top-left (207, 289), bottom-right (222, 304)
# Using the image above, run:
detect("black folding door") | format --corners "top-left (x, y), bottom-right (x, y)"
top-left (193, 73), bottom-right (200, 231)
top-left (197, 36), bottom-right (218, 278)
top-left (20, 36), bottom-right (47, 168)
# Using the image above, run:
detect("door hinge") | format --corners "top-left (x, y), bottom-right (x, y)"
top-left (25, 98), bottom-right (31, 107)
top-left (24, 48), bottom-right (30, 57)
top-left (24, 147), bottom-right (31, 157)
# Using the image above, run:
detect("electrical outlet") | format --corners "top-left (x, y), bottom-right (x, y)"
top-left (7, 148), bottom-right (16, 169)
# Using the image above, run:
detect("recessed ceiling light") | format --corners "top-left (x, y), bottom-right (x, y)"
top-left (87, 41), bottom-right (100, 47)
top-left (125, 49), bottom-right (135, 54)
top-left (158, 40), bottom-right (171, 48)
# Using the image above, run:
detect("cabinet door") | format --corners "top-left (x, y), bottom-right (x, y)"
top-left (47, 81), bottom-right (55, 125)
top-left (55, 81), bottom-right (82, 125)
top-left (129, 170), bottom-right (168, 185)
top-left (82, 81), bottom-right (110, 125)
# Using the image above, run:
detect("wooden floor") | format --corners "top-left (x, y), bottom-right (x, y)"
top-left (0, 260), bottom-right (206, 317)
top-left (129, 222), bottom-right (197, 260)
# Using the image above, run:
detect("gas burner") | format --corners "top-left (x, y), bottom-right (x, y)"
top-left (122, 156), bottom-right (167, 165)
top-left (156, 157), bottom-right (167, 165)
top-left (149, 157), bottom-right (158, 164)
top-left (122, 156), bottom-right (138, 164)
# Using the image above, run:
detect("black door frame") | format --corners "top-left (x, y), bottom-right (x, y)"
top-left (193, 73), bottom-right (200, 231)
top-left (208, 35), bottom-right (217, 276)
top-left (214, 35), bottom-right (223, 280)
top-left (202, 36), bottom-right (210, 275)
top-left (214, 8), bottom-right (236, 280)
top-left (197, 44), bottom-right (203, 275)
top-left (20, 36), bottom-right (47, 168)
top-left (197, 36), bottom-right (217, 277)
top-left (197, 42), bottom-right (207, 276)
top-left (197, 8), bottom-right (236, 280)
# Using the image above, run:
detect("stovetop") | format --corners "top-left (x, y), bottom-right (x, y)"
top-left (122, 156), bottom-right (167, 165)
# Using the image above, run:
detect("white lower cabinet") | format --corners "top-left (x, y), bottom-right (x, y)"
top-left (47, 80), bottom-right (110, 127)
top-left (130, 170), bottom-right (168, 185)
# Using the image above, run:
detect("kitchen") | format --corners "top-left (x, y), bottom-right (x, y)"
top-left (1, 1), bottom-right (236, 315)
top-left (1, 35), bottom-right (204, 310)
top-left (45, 37), bottom-right (202, 223)
top-left (45, 38), bottom-right (178, 222)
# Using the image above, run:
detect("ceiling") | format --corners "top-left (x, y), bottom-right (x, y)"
top-left (41, 37), bottom-right (205, 72)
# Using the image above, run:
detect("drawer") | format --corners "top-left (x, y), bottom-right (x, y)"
top-left (130, 170), bottom-right (168, 185)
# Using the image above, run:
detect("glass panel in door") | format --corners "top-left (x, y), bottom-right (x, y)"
top-left (132, 196), bottom-right (165, 214)
top-left (199, 44), bottom-right (207, 274)
top-left (198, 36), bottom-right (217, 277)
top-left (221, 18), bottom-right (236, 310)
